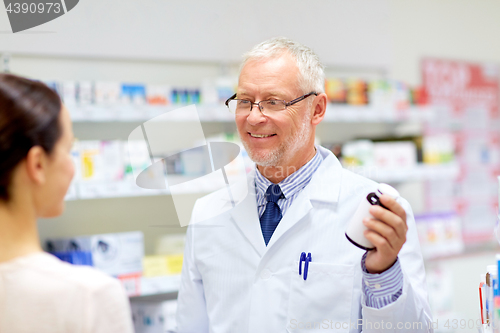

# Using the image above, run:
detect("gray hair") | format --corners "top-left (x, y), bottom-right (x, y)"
top-left (241, 37), bottom-right (325, 94)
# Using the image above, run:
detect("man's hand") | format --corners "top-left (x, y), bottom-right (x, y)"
top-left (363, 194), bottom-right (408, 274)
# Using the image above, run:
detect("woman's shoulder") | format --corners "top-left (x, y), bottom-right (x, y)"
top-left (1, 251), bottom-right (123, 293)
top-left (0, 253), bottom-right (134, 333)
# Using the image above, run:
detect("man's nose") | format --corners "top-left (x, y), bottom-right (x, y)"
top-left (246, 103), bottom-right (266, 126)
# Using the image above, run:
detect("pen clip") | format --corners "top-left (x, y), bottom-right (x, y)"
top-left (303, 253), bottom-right (312, 281)
top-left (299, 252), bottom-right (306, 275)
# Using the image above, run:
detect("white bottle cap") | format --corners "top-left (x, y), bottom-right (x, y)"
top-left (487, 264), bottom-right (498, 275)
top-left (377, 183), bottom-right (400, 199)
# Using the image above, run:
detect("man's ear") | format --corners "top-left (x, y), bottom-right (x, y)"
top-left (311, 93), bottom-right (327, 125)
top-left (25, 146), bottom-right (47, 185)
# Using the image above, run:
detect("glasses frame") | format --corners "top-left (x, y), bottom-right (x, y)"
top-left (225, 91), bottom-right (318, 115)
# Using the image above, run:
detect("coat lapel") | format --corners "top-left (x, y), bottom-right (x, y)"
top-left (306, 147), bottom-right (343, 204)
top-left (265, 146), bottom-right (343, 249)
top-left (226, 147), bottom-right (344, 257)
top-left (229, 172), bottom-right (267, 257)
top-left (265, 190), bottom-right (313, 249)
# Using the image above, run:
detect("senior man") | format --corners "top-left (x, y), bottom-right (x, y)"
top-left (176, 37), bottom-right (432, 333)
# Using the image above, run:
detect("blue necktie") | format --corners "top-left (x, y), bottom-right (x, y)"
top-left (260, 184), bottom-right (283, 246)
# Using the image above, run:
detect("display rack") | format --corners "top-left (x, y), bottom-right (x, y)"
top-left (68, 104), bottom-right (434, 123)
top-left (129, 275), bottom-right (181, 301)
top-left (64, 174), bottom-right (242, 200)
top-left (21, 53), bottom-right (449, 306)
top-left (64, 163), bottom-right (458, 201)
top-left (346, 162), bottom-right (460, 183)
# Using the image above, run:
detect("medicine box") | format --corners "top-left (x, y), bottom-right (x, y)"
top-left (143, 254), bottom-right (184, 277)
top-left (131, 300), bottom-right (177, 333)
top-left (46, 231), bottom-right (144, 277)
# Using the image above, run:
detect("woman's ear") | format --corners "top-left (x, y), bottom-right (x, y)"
top-left (25, 146), bottom-right (47, 185)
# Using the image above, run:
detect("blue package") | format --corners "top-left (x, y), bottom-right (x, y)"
top-left (179, 89), bottom-right (189, 104)
top-left (50, 251), bottom-right (94, 266)
top-left (190, 90), bottom-right (201, 104)
top-left (171, 89), bottom-right (179, 104)
top-left (121, 84), bottom-right (146, 104)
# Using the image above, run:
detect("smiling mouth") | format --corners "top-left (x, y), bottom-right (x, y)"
top-left (249, 133), bottom-right (276, 138)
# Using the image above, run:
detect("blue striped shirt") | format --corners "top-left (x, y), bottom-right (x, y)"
top-left (255, 147), bottom-right (323, 217)
top-left (361, 252), bottom-right (403, 308)
top-left (254, 146), bottom-right (403, 309)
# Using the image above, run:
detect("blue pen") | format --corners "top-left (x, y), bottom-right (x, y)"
top-left (299, 252), bottom-right (312, 281)
top-left (299, 252), bottom-right (306, 275)
top-left (304, 253), bottom-right (312, 280)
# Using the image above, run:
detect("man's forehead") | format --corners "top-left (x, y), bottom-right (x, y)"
top-left (236, 76), bottom-right (299, 96)
top-left (237, 55), bottom-right (300, 96)
top-left (237, 89), bottom-right (287, 97)
top-left (240, 53), bottom-right (296, 72)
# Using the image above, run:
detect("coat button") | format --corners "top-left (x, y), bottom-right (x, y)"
top-left (260, 269), bottom-right (271, 280)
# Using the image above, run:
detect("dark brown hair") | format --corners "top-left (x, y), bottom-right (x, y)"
top-left (0, 74), bottom-right (62, 201)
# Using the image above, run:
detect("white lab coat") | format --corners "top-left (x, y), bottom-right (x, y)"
top-left (176, 146), bottom-right (433, 333)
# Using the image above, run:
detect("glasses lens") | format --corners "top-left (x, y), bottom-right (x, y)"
top-left (228, 100), bottom-right (251, 114)
top-left (261, 100), bottom-right (286, 113)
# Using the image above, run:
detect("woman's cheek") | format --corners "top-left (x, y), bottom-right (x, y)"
top-left (67, 155), bottom-right (75, 181)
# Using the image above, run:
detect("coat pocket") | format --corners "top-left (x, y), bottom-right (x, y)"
top-left (286, 262), bottom-right (354, 332)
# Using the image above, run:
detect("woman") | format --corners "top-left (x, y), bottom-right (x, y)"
top-left (0, 74), bottom-right (134, 333)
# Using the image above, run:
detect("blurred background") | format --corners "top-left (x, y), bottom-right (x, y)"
top-left (1, 1), bottom-right (500, 332)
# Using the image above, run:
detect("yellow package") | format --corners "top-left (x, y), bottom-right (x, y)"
top-left (143, 254), bottom-right (184, 277)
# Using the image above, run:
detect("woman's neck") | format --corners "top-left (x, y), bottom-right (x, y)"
top-left (0, 199), bottom-right (42, 264)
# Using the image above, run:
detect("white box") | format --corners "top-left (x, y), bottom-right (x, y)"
top-left (46, 231), bottom-right (144, 277)
top-left (77, 140), bottom-right (124, 183)
top-left (77, 81), bottom-right (94, 105)
top-left (146, 84), bottom-right (171, 106)
top-left (130, 300), bottom-right (177, 333)
top-left (95, 81), bottom-right (121, 105)
top-left (373, 141), bottom-right (417, 169)
top-left (131, 301), bottom-right (165, 333)
top-left (62, 81), bottom-right (77, 106)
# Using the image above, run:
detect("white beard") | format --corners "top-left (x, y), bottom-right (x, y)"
top-left (241, 113), bottom-right (312, 168)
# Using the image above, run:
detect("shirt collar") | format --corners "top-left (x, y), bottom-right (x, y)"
top-left (255, 146), bottom-right (323, 205)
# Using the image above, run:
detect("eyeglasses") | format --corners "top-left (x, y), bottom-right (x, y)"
top-left (225, 92), bottom-right (318, 116)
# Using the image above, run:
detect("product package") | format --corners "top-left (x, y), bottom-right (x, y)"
top-left (46, 231), bottom-right (144, 277)
top-left (94, 81), bottom-right (121, 105)
top-left (131, 300), bottom-right (177, 333)
top-left (146, 85), bottom-right (171, 106)
top-left (143, 254), bottom-right (183, 277)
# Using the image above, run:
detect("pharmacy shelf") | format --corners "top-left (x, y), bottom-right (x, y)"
top-left (345, 162), bottom-right (460, 183)
top-left (129, 275), bottom-right (181, 301)
top-left (65, 164), bottom-right (458, 201)
top-left (65, 180), bottom-right (168, 201)
top-left (69, 104), bottom-right (434, 123)
top-left (324, 105), bottom-right (434, 123)
top-left (64, 174), bottom-right (243, 201)
top-left (424, 244), bottom-right (500, 263)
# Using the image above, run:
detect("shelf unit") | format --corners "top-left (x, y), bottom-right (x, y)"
top-left (57, 102), bottom-right (440, 301)
top-left (68, 104), bottom-right (434, 123)
top-left (65, 163), bottom-right (459, 201)
top-left (345, 162), bottom-right (460, 183)
top-left (14, 52), bottom-right (442, 303)
top-left (64, 103), bottom-right (437, 203)
top-left (129, 275), bottom-right (181, 301)
top-left (64, 174), bottom-right (243, 201)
